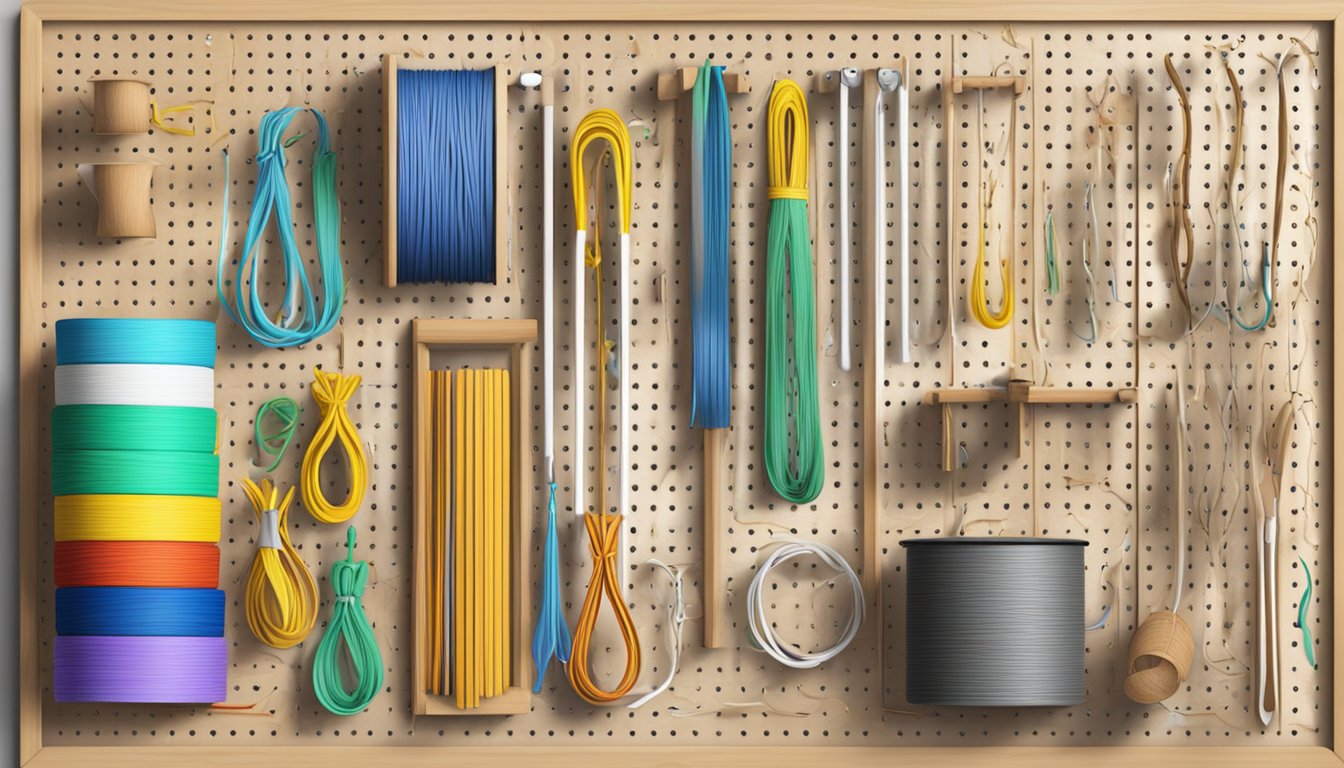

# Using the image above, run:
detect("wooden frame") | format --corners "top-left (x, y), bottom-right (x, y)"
top-left (15, 1), bottom-right (1344, 766)
top-left (411, 318), bottom-right (534, 715)
top-left (382, 55), bottom-right (509, 288)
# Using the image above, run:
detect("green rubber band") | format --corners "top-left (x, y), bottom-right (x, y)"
top-left (51, 405), bottom-right (218, 454)
top-left (51, 450), bottom-right (220, 497)
top-left (254, 397), bottom-right (301, 473)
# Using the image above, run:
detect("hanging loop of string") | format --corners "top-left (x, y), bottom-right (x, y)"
top-left (300, 369), bottom-right (369, 524)
top-left (690, 60), bottom-right (732, 429)
top-left (763, 79), bottom-right (824, 505)
top-left (395, 68), bottom-right (497, 284)
top-left (312, 526), bottom-right (384, 715)
top-left (241, 477), bottom-right (318, 649)
top-left (216, 107), bottom-right (345, 348)
top-left (567, 509), bottom-right (642, 704)
top-left (627, 559), bottom-right (687, 709)
top-left (568, 107), bottom-right (640, 705)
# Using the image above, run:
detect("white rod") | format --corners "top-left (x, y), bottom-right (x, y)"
top-left (894, 70), bottom-right (911, 364)
top-left (542, 98), bottom-right (555, 484)
top-left (838, 74), bottom-right (852, 372)
top-left (872, 79), bottom-right (886, 383)
top-left (618, 231), bottom-right (632, 581)
top-left (573, 229), bottom-right (587, 519)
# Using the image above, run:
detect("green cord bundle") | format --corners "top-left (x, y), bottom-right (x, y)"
top-left (762, 79), bottom-right (824, 505)
top-left (254, 396), bottom-right (301, 473)
top-left (312, 527), bottom-right (383, 716)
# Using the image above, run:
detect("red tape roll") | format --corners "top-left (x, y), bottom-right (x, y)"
top-left (54, 541), bottom-right (220, 588)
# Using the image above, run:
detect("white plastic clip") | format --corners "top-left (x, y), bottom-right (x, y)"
top-left (259, 508), bottom-right (282, 549)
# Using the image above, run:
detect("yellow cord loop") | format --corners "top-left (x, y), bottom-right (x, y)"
top-left (969, 177), bottom-right (1013, 329)
top-left (571, 108), bottom-right (632, 235)
top-left (568, 108), bottom-right (640, 705)
top-left (149, 99), bottom-right (197, 137)
top-left (242, 477), bottom-right (319, 649)
top-left (567, 510), bottom-right (642, 704)
top-left (766, 79), bottom-right (808, 201)
top-left (300, 368), bottom-right (369, 524)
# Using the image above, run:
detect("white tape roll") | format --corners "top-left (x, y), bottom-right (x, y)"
top-left (55, 363), bottom-right (215, 408)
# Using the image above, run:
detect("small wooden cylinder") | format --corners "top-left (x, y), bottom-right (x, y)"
top-left (1123, 610), bottom-right (1194, 704)
top-left (90, 163), bottom-right (157, 239)
top-left (91, 79), bottom-right (152, 135)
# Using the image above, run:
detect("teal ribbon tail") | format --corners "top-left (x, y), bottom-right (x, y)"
top-left (532, 482), bottom-right (572, 693)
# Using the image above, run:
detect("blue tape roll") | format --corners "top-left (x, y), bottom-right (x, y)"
top-left (56, 587), bottom-right (226, 637)
top-left (56, 319), bottom-right (217, 368)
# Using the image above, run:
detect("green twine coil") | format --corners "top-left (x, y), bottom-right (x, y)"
top-left (51, 450), bottom-right (220, 497)
top-left (51, 405), bottom-right (218, 453)
top-left (312, 527), bottom-right (383, 716)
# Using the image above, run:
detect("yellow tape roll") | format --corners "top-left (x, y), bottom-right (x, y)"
top-left (54, 495), bottom-right (221, 542)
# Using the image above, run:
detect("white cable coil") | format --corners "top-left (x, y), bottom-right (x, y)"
top-left (747, 541), bottom-right (865, 669)
top-left (55, 363), bottom-right (215, 408)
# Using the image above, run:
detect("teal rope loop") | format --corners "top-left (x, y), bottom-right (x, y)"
top-left (312, 527), bottom-right (384, 716)
top-left (1295, 556), bottom-right (1317, 670)
top-left (216, 107), bottom-right (346, 349)
top-left (531, 482), bottom-right (572, 692)
top-left (1234, 242), bottom-right (1274, 332)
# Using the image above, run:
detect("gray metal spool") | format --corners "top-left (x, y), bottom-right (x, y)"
top-left (901, 537), bottom-right (1088, 707)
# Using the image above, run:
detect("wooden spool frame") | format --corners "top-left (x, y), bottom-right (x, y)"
top-left (382, 54), bottom-right (509, 288)
top-left (410, 318), bottom-right (534, 715)
top-left (15, 1), bottom-right (1344, 767)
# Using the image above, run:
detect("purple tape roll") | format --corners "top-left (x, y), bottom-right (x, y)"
top-left (54, 635), bottom-right (227, 703)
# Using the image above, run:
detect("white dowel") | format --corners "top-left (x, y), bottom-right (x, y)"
top-left (573, 229), bottom-right (587, 519)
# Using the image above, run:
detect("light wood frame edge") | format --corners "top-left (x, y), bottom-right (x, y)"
top-left (15, 1), bottom-right (1344, 765)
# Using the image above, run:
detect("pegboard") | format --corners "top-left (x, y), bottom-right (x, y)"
top-left (25, 13), bottom-right (1334, 755)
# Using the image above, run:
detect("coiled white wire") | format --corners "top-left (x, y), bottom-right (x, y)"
top-left (747, 541), bottom-right (864, 669)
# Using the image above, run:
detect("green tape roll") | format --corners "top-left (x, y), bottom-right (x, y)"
top-left (51, 405), bottom-right (218, 454)
top-left (51, 450), bottom-right (220, 497)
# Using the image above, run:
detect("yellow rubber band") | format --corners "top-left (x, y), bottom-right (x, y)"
top-left (149, 99), bottom-right (197, 137)
top-left (242, 477), bottom-right (319, 649)
top-left (54, 495), bottom-right (221, 542)
top-left (300, 368), bottom-right (369, 524)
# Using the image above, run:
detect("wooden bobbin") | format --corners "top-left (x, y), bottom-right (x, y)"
top-left (91, 78), bottom-right (152, 134)
top-left (1123, 610), bottom-right (1194, 704)
top-left (89, 163), bottom-right (157, 239)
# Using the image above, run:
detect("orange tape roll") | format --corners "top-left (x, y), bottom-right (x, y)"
top-left (54, 541), bottom-right (220, 588)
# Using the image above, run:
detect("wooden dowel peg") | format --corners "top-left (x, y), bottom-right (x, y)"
top-left (702, 428), bottom-right (729, 648)
top-left (952, 75), bottom-right (1026, 96)
top-left (657, 66), bottom-right (751, 101)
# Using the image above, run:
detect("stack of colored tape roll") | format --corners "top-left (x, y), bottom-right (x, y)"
top-left (52, 318), bottom-right (226, 703)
